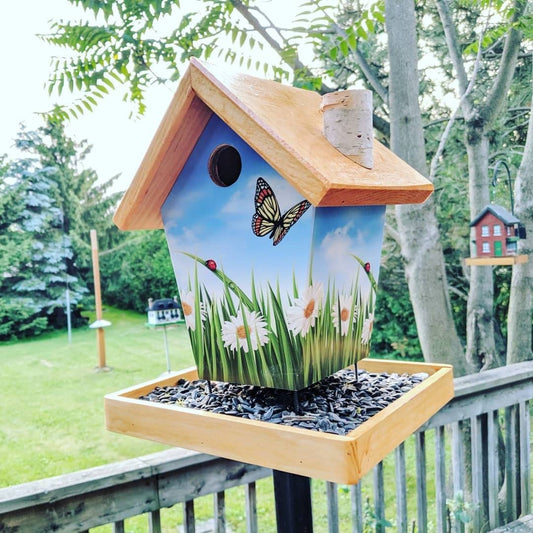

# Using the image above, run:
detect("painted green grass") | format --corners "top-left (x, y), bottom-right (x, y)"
top-left (184, 253), bottom-right (376, 390)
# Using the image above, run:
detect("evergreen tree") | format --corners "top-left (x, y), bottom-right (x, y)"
top-left (0, 118), bottom-right (122, 340)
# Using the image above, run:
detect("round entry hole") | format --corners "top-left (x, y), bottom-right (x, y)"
top-left (208, 144), bottom-right (242, 187)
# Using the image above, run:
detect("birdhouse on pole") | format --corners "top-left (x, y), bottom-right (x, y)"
top-left (466, 160), bottom-right (528, 267)
top-left (466, 204), bottom-right (527, 266)
top-left (114, 59), bottom-right (433, 391)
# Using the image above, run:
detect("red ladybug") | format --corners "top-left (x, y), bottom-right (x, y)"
top-left (364, 262), bottom-right (371, 273)
top-left (205, 259), bottom-right (217, 271)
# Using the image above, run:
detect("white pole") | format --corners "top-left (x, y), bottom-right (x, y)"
top-left (163, 325), bottom-right (171, 373)
top-left (66, 287), bottom-right (72, 344)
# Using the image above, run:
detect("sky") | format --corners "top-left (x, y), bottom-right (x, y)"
top-left (1, 0), bottom-right (177, 192)
top-left (0, 1), bottom-right (301, 194)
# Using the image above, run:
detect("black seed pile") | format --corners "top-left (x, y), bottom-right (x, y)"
top-left (139, 369), bottom-right (429, 436)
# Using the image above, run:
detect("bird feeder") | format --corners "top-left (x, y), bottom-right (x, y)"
top-left (466, 204), bottom-right (528, 266)
top-left (466, 160), bottom-right (528, 266)
top-left (105, 59), bottom-right (453, 485)
top-left (146, 297), bottom-right (183, 326)
top-left (112, 59), bottom-right (434, 391)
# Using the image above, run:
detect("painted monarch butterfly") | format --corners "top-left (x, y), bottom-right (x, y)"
top-left (251, 177), bottom-right (311, 246)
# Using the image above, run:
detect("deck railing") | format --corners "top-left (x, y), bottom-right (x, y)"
top-left (1, 361), bottom-right (532, 532)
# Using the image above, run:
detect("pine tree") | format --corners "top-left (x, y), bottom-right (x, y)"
top-left (0, 118), bottom-right (122, 340)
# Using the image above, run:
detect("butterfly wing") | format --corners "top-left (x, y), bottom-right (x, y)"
top-left (272, 200), bottom-right (311, 245)
top-left (252, 178), bottom-right (281, 237)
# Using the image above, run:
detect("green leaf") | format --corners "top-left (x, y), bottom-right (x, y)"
top-left (339, 39), bottom-right (349, 56)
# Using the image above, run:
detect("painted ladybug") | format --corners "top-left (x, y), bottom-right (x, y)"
top-left (205, 259), bottom-right (217, 271)
top-left (364, 262), bottom-right (371, 273)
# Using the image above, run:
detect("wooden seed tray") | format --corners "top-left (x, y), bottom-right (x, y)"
top-left (465, 255), bottom-right (528, 266)
top-left (105, 358), bottom-right (453, 484)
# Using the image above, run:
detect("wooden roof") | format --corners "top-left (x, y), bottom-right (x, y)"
top-left (114, 58), bottom-right (433, 230)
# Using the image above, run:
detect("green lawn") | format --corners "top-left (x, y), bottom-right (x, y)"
top-left (0, 307), bottom-right (195, 487)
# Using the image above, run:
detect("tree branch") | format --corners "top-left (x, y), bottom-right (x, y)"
top-left (430, 0), bottom-right (487, 180)
top-left (482, 0), bottom-right (527, 126)
top-left (384, 221), bottom-right (401, 246)
top-left (435, 0), bottom-right (470, 104)
top-left (230, 0), bottom-right (328, 87)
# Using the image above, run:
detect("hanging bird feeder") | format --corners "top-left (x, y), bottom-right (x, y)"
top-left (466, 160), bottom-right (528, 266)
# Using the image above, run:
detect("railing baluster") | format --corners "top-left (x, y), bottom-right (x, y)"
top-left (245, 481), bottom-right (258, 533)
top-left (327, 481), bottom-right (339, 533)
top-left (373, 461), bottom-right (385, 533)
top-left (395, 442), bottom-right (408, 533)
top-left (519, 400), bottom-right (531, 515)
top-left (351, 483), bottom-right (363, 533)
top-left (415, 431), bottom-right (428, 533)
top-left (435, 425), bottom-right (447, 533)
top-left (214, 491), bottom-right (226, 533)
top-left (487, 409), bottom-right (499, 529)
top-left (471, 415), bottom-right (484, 532)
top-left (148, 509), bottom-right (162, 533)
top-left (183, 500), bottom-right (195, 533)
top-left (451, 421), bottom-right (465, 533)
top-left (505, 405), bottom-right (518, 522)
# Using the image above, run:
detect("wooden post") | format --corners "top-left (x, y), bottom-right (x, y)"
top-left (90, 229), bottom-right (107, 369)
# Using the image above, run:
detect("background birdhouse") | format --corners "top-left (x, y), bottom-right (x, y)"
top-left (146, 297), bottom-right (183, 326)
top-left (466, 204), bottom-right (527, 266)
top-left (466, 160), bottom-right (528, 267)
top-left (114, 59), bottom-right (434, 391)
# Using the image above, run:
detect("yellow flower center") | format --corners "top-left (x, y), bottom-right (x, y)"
top-left (237, 325), bottom-right (251, 339)
top-left (304, 299), bottom-right (316, 319)
top-left (341, 308), bottom-right (349, 322)
top-left (182, 302), bottom-right (192, 316)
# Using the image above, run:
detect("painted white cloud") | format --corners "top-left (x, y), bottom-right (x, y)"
top-left (316, 221), bottom-right (372, 293)
top-left (319, 222), bottom-right (355, 274)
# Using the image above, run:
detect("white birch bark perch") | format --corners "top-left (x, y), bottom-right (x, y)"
top-left (321, 89), bottom-right (373, 169)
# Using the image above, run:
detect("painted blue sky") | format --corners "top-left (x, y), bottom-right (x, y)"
top-left (162, 115), bottom-right (385, 299)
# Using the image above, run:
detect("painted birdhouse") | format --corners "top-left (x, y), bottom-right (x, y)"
top-left (114, 59), bottom-right (433, 391)
top-left (466, 204), bottom-right (528, 266)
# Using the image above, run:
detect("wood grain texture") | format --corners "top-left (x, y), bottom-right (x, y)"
top-left (465, 255), bottom-right (528, 266)
top-left (189, 59), bottom-right (433, 208)
top-left (105, 359), bottom-right (453, 484)
top-left (114, 59), bottom-right (433, 231)
top-left (114, 68), bottom-right (213, 230)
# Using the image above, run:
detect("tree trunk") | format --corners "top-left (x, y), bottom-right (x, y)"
top-left (385, 0), bottom-right (468, 375)
top-left (436, 0), bottom-right (526, 371)
top-left (507, 81), bottom-right (533, 364)
top-left (465, 129), bottom-right (501, 371)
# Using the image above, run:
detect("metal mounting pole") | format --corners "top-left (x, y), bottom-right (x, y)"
top-left (273, 470), bottom-right (313, 532)
top-left (491, 159), bottom-right (514, 213)
top-left (162, 325), bottom-right (171, 373)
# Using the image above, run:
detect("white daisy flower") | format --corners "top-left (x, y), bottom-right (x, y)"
top-left (286, 283), bottom-right (324, 337)
top-left (221, 309), bottom-right (269, 353)
top-left (181, 291), bottom-right (205, 331)
top-left (361, 312), bottom-right (375, 345)
top-left (332, 293), bottom-right (358, 336)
